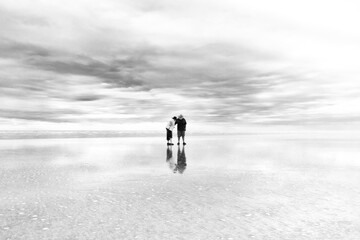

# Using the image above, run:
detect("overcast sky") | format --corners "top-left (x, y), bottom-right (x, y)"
top-left (1, 0), bottom-right (360, 132)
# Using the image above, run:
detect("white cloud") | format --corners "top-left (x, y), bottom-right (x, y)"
top-left (1, 0), bottom-right (360, 131)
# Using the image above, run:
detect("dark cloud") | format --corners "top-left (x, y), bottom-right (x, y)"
top-left (26, 54), bottom-right (149, 88)
top-left (0, 38), bottom-right (50, 58)
top-left (0, 38), bottom-right (278, 95)
top-left (0, 37), bottom-right (331, 126)
top-left (0, 109), bottom-right (82, 123)
top-left (0, 39), bottom-right (149, 88)
top-left (74, 94), bottom-right (104, 102)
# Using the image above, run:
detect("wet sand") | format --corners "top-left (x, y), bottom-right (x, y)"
top-left (1, 135), bottom-right (360, 239)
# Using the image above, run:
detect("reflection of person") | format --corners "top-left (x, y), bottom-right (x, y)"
top-left (177, 145), bottom-right (187, 174)
top-left (166, 116), bottom-right (177, 145)
top-left (176, 114), bottom-right (187, 145)
top-left (166, 146), bottom-right (177, 173)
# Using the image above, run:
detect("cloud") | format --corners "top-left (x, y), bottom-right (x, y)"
top-left (74, 94), bottom-right (104, 102)
top-left (0, 39), bottom-right (148, 87)
top-left (0, 108), bottom-right (81, 123)
top-left (1, 0), bottom-right (360, 130)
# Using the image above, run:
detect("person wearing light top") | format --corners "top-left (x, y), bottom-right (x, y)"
top-left (166, 116), bottom-right (177, 145)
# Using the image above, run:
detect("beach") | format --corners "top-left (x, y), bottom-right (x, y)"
top-left (1, 135), bottom-right (360, 239)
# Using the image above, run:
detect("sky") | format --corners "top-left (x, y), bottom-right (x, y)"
top-left (1, 0), bottom-right (360, 133)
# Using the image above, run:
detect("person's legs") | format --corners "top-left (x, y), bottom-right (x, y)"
top-left (166, 129), bottom-right (172, 145)
top-left (166, 129), bottom-right (168, 144)
top-left (177, 131), bottom-right (180, 145)
top-left (169, 136), bottom-right (174, 145)
top-left (182, 131), bottom-right (186, 144)
top-left (169, 130), bottom-right (173, 144)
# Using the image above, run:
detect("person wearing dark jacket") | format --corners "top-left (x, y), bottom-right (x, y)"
top-left (176, 114), bottom-right (187, 145)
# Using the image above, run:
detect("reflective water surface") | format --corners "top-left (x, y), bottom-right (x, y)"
top-left (1, 135), bottom-right (360, 239)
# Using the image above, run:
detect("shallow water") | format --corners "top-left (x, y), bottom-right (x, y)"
top-left (1, 135), bottom-right (360, 239)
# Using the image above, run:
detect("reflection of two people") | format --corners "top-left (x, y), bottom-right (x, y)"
top-left (166, 145), bottom-right (187, 174)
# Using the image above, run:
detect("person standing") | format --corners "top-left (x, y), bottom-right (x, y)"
top-left (176, 114), bottom-right (187, 145)
top-left (166, 116), bottom-right (177, 145)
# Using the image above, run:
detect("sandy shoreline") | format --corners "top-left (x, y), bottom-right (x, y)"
top-left (1, 136), bottom-right (360, 239)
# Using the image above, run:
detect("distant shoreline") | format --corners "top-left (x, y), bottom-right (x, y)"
top-left (0, 130), bottom-right (359, 140)
top-left (0, 130), bottom-right (259, 140)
